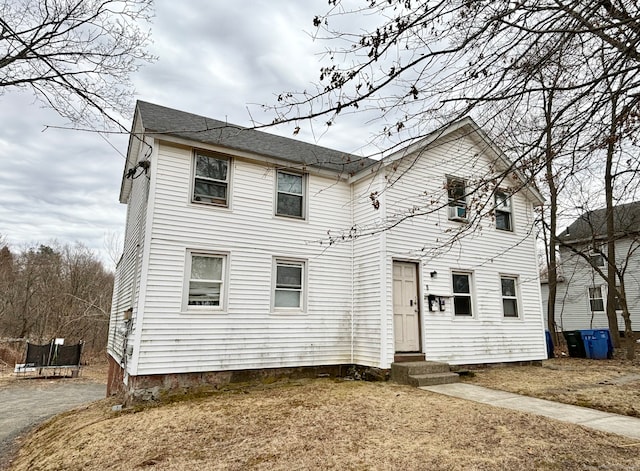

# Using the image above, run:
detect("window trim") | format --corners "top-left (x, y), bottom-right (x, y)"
top-left (451, 271), bottom-right (474, 317)
top-left (183, 250), bottom-right (228, 312)
top-left (446, 176), bottom-right (468, 221)
top-left (274, 169), bottom-right (307, 220)
top-left (500, 275), bottom-right (520, 318)
top-left (272, 258), bottom-right (307, 312)
top-left (191, 150), bottom-right (231, 207)
top-left (495, 190), bottom-right (513, 232)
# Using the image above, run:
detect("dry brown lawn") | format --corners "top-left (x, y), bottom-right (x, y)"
top-left (8, 376), bottom-right (640, 471)
top-left (466, 356), bottom-right (640, 417)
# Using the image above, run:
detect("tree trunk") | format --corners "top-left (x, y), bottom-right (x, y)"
top-left (604, 96), bottom-right (621, 348)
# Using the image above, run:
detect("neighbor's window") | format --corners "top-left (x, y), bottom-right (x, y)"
top-left (274, 259), bottom-right (305, 309)
top-left (495, 190), bottom-right (513, 231)
top-left (588, 286), bottom-right (604, 312)
top-left (187, 253), bottom-right (225, 307)
top-left (501, 276), bottom-right (519, 318)
top-left (193, 151), bottom-right (229, 206)
top-left (452, 272), bottom-right (473, 316)
top-left (447, 177), bottom-right (467, 220)
top-left (276, 170), bottom-right (305, 218)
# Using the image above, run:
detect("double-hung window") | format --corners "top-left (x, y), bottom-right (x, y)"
top-left (452, 272), bottom-right (473, 316)
top-left (588, 286), bottom-right (604, 312)
top-left (495, 190), bottom-right (513, 231)
top-left (501, 276), bottom-right (519, 317)
top-left (193, 151), bottom-right (229, 206)
top-left (447, 177), bottom-right (467, 220)
top-left (276, 170), bottom-right (305, 219)
top-left (274, 259), bottom-right (305, 309)
top-left (187, 253), bottom-right (225, 308)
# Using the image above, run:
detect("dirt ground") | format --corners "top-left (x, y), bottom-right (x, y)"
top-left (6, 356), bottom-right (640, 471)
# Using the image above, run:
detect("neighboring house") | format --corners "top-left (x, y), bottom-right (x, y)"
top-left (541, 202), bottom-right (640, 332)
top-left (108, 101), bottom-right (547, 399)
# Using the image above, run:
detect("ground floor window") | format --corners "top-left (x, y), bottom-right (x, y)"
top-left (187, 253), bottom-right (225, 308)
top-left (274, 259), bottom-right (305, 309)
top-left (588, 286), bottom-right (604, 312)
top-left (452, 272), bottom-right (473, 316)
top-left (501, 276), bottom-right (519, 318)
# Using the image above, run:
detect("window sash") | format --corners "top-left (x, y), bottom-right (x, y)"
top-left (274, 261), bottom-right (304, 309)
top-left (452, 273), bottom-right (472, 316)
top-left (193, 153), bottom-right (229, 205)
top-left (495, 191), bottom-right (512, 231)
top-left (188, 254), bottom-right (225, 307)
top-left (588, 287), bottom-right (604, 312)
top-left (276, 171), bottom-right (304, 218)
top-left (447, 178), bottom-right (466, 208)
top-left (501, 277), bottom-right (519, 317)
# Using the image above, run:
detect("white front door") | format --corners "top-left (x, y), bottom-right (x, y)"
top-left (393, 261), bottom-right (420, 352)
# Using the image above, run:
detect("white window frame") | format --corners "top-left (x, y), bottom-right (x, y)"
top-left (183, 251), bottom-right (228, 311)
top-left (451, 271), bottom-right (474, 317)
top-left (192, 150), bottom-right (231, 207)
top-left (588, 286), bottom-right (605, 312)
top-left (495, 190), bottom-right (513, 232)
top-left (272, 258), bottom-right (306, 311)
top-left (275, 170), bottom-right (307, 219)
top-left (500, 275), bottom-right (520, 318)
top-left (447, 176), bottom-right (467, 221)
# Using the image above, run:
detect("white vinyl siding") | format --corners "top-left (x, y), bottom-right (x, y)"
top-left (542, 237), bottom-right (640, 332)
top-left (134, 143), bottom-right (353, 375)
top-left (382, 127), bottom-right (546, 366)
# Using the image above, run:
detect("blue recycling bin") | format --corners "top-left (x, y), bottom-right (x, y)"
top-left (545, 330), bottom-right (554, 359)
top-left (580, 329), bottom-right (613, 359)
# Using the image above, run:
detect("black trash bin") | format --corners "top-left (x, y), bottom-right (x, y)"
top-left (563, 330), bottom-right (586, 358)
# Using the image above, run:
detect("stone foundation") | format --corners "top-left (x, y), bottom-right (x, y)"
top-left (106, 354), bottom-right (126, 397)
top-left (120, 364), bottom-right (372, 403)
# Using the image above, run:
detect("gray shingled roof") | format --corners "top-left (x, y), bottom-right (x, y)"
top-left (136, 101), bottom-right (377, 175)
top-left (560, 201), bottom-right (640, 243)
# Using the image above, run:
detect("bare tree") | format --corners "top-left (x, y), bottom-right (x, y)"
top-left (0, 0), bottom-right (154, 125)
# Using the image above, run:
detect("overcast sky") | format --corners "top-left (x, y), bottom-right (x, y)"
top-left (0, 1), bottom-right (373, 268)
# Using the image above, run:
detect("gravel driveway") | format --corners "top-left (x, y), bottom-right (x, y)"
top-left (0, 378), bottom-right (105, 469)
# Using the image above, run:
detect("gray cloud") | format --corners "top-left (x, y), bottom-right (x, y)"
top-left (0, 1), bottom-right (373, 265)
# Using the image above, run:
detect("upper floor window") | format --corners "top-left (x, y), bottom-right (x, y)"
top-left (447, 177), bottom-right (467, 221)
top-left (589, 244), bottom-right (605, 268)
top-left (495, 190), bottom-right (513, 231)
top-left (193, 151), bottom-right (229, 206)
top-left (187, 253), bottom-right (226, 308)
top-left (501, 276), bottom-right (519, 317)
top-left (274, 259), bottom-right (305, 309)
top-left (276, 170), bottom-right (305, 219)
top-left (452, 272), bottom-right (473, 316)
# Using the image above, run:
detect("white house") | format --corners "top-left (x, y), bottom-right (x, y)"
top-left (107, 101), bottom-right (547, 399)
top-left (541, 202), bottom-right (640, 333)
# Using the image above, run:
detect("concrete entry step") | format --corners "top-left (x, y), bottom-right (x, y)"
top-left (391, 361), bottom-right (459, 387)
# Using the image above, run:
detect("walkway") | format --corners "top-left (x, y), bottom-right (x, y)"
top-left (421, 383), bottom-right (640, 440)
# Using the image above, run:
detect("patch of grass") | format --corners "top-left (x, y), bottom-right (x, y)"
top-left (9, 379), bottom-right (639, 471)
